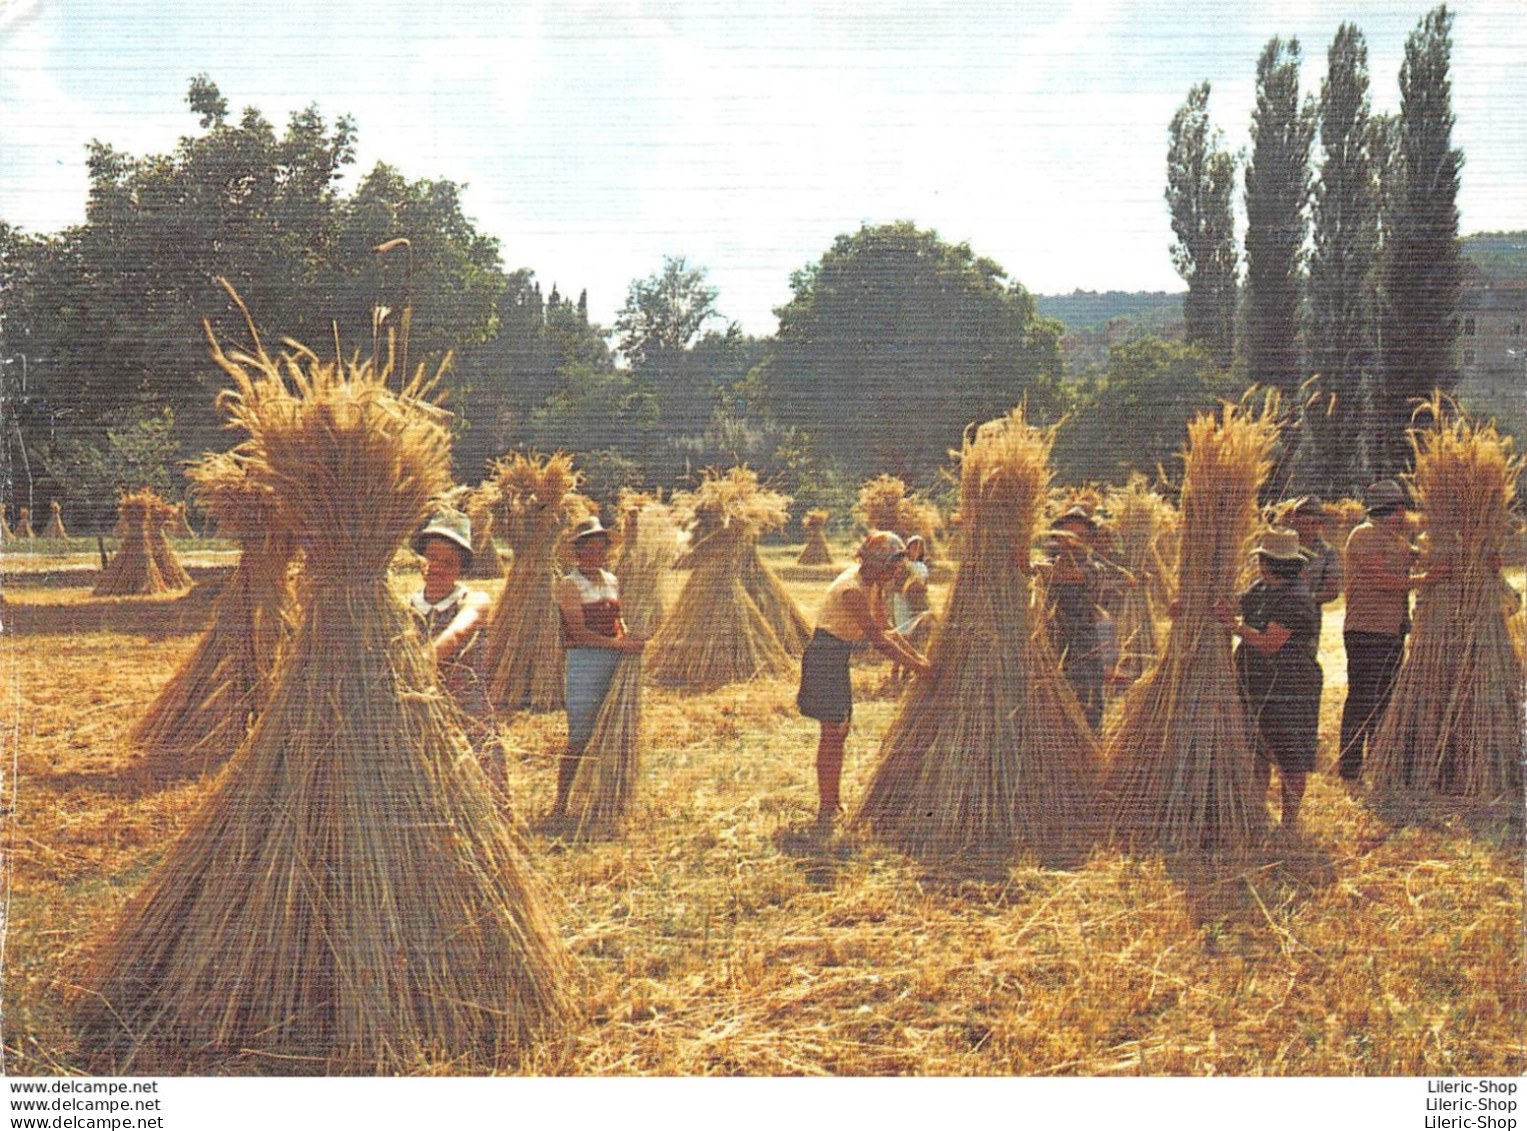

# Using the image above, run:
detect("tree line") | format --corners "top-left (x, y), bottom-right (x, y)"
top-left (1167, 6), bottom-right (1466, 494)
top-left (0, 7), bottom-right (1479, 530)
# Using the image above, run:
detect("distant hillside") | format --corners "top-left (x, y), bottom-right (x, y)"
top-left (1463, 231), bottom-right (1527, 281)
top-left (1034, 290), bottom-right (1183, 332)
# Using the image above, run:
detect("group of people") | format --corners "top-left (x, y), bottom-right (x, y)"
top-left (407, 475), bottom-right (1503, 841)
top-left (406, 507), bottom-right (642, 821)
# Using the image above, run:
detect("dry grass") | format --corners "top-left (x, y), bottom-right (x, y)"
top-left (855, 407), bottom-right (1099, 865)
top-left (1, 544), bottom-right (1523, 1076)
top-left (1369, 399), bottom-right (1525, 798)
top-left (1104, 395), bottom-right (1283, 851)
top-left (42, 501), bottom-right (67, 540)
top-left (649, 468), bottom-right (797, 691)
top-left (1104, 475), bottom-right (1179, 684)
top-left (798, 510), bottom-right (835, 566)
top-left (70, 334), bottom-right (571, 1074)
top-left (856, 474), bottom-right (943, 549)
top-left (92, 493), bottom-right (171, 597)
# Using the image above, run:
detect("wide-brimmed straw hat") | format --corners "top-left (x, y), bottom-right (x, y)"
top-left (1363, 479), bottom-right (1407, 513)
top-left (858, 530), bottom-right (908, 568)
top-left (1251, 527), bottom-right (1314, 563)
top-left (412, 507), bottom-right (474, 567)
top-left (569, 515), bottom-right (613, 545)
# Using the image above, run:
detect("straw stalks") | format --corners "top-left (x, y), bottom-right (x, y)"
top-left (15, 506), bottom-right (35, 538)
top-left (148, 497), bottom-right (193, 589)
top-left (1369, 399), bottom-right (1525, 798)
top-left (130, 451), bottom-right (294, 772)
top-left (79, 327), bottom-right (571, 1073)
top-left (0, 503), bottom-right (13, 542)
top-left (1104, 396), bottom-right (1281, 851)
top-left (453, 481), bottom-right (507, 579)
top-left (856, 474), bottom-right (942, 546)
top-left (42, 500), bottom-right (67, 539)
top-left (855, 407), bottom-right (1099, 864)
top-left (797, 509), bottom-right (834, 566)
top-left (567, 499), bottom-right (676, 839)
top-left (167, 501), bottom-right (196, 539)
top-left (482, 451), bottom-right (592, 712)
top-left (650, 468), bottom-right (796, 691)
top-left (1105, 476), bottom-right (1179, 684)
top-left (92, 493), bottom-right (170, 596)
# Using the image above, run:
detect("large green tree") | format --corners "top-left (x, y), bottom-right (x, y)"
top-left (1166, 83), bottom-right (1239, 367)
top-left (1308, 24), bottom-right (1382, 495)
top-left (757, 222), bottom-right (1062, 480)
top-left (1244, 38), bottom-right (1314, 396)
top-left (1378, 5), bottom-right (1464, 475)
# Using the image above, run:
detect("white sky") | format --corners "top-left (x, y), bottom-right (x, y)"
top-left (1, 0), bottom-right (1523, 336)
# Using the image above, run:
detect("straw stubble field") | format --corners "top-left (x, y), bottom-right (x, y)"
top-left (1, 541), bottom-right (1522, 1075)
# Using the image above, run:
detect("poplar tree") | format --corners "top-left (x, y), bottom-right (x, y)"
top-left (1244, 38), bottom-right (1315, 399)
top-left (1308, 23), bottom-right (1381, 494)
top-left (1166, 83), bottom-right (1238, 368)
top-left (1378, 5), bottom-right (1464, 476)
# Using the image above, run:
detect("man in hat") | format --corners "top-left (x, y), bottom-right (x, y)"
top-left (1336, 479), bottom-right (1443, 781)
top-left (409, 508), bottom-right (497, 766)
top-left (552, 515), bottom-right (646, 822)
top-left (1287, 497), bottom-right (1343, 606)
top-left (1041, 507), bottom-right (1136, 729)
top-left (1216, 528), bottom-right (1322, 832)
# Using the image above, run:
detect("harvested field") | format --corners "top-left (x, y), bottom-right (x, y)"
top-left (1, 541), bottom-right (1522, 1076)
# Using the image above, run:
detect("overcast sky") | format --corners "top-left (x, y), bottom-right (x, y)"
top-left (1, 0), bottom-right (1522, 335)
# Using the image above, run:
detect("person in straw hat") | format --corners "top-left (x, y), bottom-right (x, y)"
top-left (1336, 479), bottom-right (1445, 782)
top-left (888, 533), bottom-right (933, 682)
top-left (798, 530), bottom-right (931, 832)
top-left (1286, 496), bottom-right (1342, 605)
top-left (1041, 506), bottom-right (1136, 729)
top-left (1214, 528), bottom-right (1323, 833)
top-left (409, 508), bottom-right (498, 769)
top-left (552, 515), bottom-right (646, 822)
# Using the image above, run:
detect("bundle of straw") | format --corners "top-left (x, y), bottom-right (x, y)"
top-left (147, 496), bottom-right (193, 589)
top-left (855, 474), bottom-right (942, 546)
top-left (1104, 396), bottom-right (1281, 851)
top-left (741, 540), bottom-right (811, 659)
top-left (15, 506), bottom-right (35, 538)
top-left (649, 467), bottom-right (796, 691)
top-left (481, 451), bottom-right (592, 712)
top-left (1368, 399), bottom-right (1525, 798)
top-left (92, 493), bottom-right (169, 596)
top-left (79, 331), bottom-right (570, 1073)
top-left (855, 407), bottom-right (1099, 863)
top-left (566, 498), bottom-right (677, 838)
top-left (797, 509), bottom-right (834, 566)
top-left (613, 490), bottom-right (677, 630)
top-left (131, 451), bottom-right (294, 771)
top-left (1104, 476), bottom-right (1178, 684)
top-left (42, 500), bottom-right (67, 539)
top-left (0, 503), bottom-right (12, 542)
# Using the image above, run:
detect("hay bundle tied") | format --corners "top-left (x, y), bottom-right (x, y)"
top-left (0, 503), bottom-right (12, 542)
top-left (131, 451), bottom-right (294, 771)
top-left (649, 467), bottom-right (796, 691)
top-left (856, 473), bottom-right (942, 547)
top-left (741, 522), bottom-right (811, 658)
top-left (855, 406), bottom-right (1098, 862)
top-left (1105, 475), bottom-right (1179, 683)
top-left (482, 451), bottom-right (593, 711)
top-left (15, 506), bottom-right (36, 538)
top-left (42, 500), bottom-right (67, 539)
top-left (566, 498), bottom-right (677, 838)
top-left (78, 332), bottom-right (571, 1073)
top-left (1369, 399), bottom-right (1525, 798)
top-left (146, 496), bottom-right (193, 589)
top-left (92, 492), bottom-right (169, 596)
top-left (1103, 396), bottom-right (1281, 851)
top-left (167, 501), bottom-right (196, 538)
top-left (797, 508), bottom-right (835, 565)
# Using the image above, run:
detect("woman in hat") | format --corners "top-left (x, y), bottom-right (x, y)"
top-left (551, 515), bottom-right (646, 821)
top-left (410, 508), bottom-right (497, 756)
top-left (798, 530), bottom-right (931, 831)
top-left (1214, 528), bottom-right (1323, 833)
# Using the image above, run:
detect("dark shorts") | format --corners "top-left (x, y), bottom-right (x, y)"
top-left (797, 628), bottom-right (854, 725)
